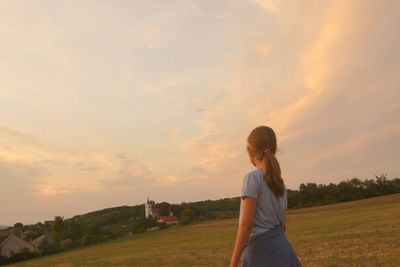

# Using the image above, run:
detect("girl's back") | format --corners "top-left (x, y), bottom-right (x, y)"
top-left (239, 168), bottom-right (287, 241)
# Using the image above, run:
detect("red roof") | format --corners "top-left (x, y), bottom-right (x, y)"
top-left (151, 207), bottom-right (159, 213)
top-left (0, 230), bottom-right (11, 237)
top-left (160, 216), bottom-right (178, 222)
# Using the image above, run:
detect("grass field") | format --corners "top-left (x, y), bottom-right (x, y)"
top-left (8, 193), bottom-right (400, 267)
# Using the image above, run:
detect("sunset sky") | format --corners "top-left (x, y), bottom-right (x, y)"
top-left (1, 0), bottom-right (399, 226)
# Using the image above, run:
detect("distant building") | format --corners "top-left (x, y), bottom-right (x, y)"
top-left (31, 233), bottom-right (56, 251)
top-left (145, 197), bottom-right (178, 224)
top-left (145, 197), bottom-right (160, 219)
top-left (0, 229), bottom-right (12, 244)
top-left (157, 215), bottom-right (178, 224)
top-left (0, 233), bottom-right (38, 258)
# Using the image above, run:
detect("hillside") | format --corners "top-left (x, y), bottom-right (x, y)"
top-left (8, 193), bottom-right (400, 267)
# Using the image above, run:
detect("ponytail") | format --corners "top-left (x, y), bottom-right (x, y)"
top-left (262, 150), bottom-right (285, 198)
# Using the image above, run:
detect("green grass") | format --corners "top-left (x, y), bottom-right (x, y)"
top-left (9, 193), bottom-right (400, 267)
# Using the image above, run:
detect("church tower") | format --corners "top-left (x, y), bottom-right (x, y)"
top-left (145, 196), bottom-right (152, 218)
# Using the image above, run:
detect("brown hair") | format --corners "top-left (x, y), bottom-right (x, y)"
top-left (247, 126), bottom-right (285, 198)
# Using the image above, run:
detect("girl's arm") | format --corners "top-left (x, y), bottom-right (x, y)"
top-left (230, 196), bottom-right (257, 267)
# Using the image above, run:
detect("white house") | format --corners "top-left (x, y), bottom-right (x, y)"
top-left (0, 233), bottom-right (38, 258)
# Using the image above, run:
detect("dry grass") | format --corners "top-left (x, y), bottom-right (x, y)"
top-left (9, 193), bottom-right (400, 267)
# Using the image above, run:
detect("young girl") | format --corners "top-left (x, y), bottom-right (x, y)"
top-left (230, 126), bottom-right (302, 267)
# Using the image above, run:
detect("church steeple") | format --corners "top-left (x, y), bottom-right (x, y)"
top-left (145, 196), bottom-right (153, 218)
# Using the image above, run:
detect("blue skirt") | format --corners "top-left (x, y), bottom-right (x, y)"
top-left (242, 225), bottom-right (302, 267)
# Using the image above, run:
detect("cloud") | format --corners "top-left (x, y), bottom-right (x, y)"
top-left (36, 185), bottom-right (84, 196)
top-left (98, 153), bottom-right (154, 191)
top-left (0, 159), bottom-right (47, 225)
top-left (247, 0), bottom-right (283, 13)
top-left (0, 160), bottom-right (46, 199)
top-left (172, 0), bottom-right (400, 189)
top-left (264, 0), bottom-right (400, 181)
top-left (0, 0), bottom-right (399, 224)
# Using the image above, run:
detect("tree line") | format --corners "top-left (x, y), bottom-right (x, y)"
top-left (287, 173), bottom-right (400, 208)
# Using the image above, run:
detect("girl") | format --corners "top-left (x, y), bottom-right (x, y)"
top-left (230, 126), bottom-right (302, 267)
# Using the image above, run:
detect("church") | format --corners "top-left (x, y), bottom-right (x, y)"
top-left (145, 197), bottom-right (160, 219)
top-left (145, 197), bottom-right (178, 224)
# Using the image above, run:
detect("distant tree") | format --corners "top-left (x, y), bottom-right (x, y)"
top-left (191, 206), bottom-right (206, 218)
top-left (375, 174), bottom-right (393, 194)
top-left (82, 221), bottom-right (104, 245)
top-left (35, 222), bottom-right (44, 228)
top-left (179, 208), bottom-right (194, 225)
top-left (14, 222), bottom-right (23, 228)
top-left (158, 202), bottom-right (171, 216)
top-left (298, 182), bottom-right (320, 206)
top-left (147, 216), bottom-right (158, 228)
top-left (287, 189), bottom-right (300, 208)
top-left (24, 225), bottom-right (44, 242)
top-left (13, 222), bottom-right (24, 237)
top-left (130, 216), bottom-right (148, 233)
top-left (171, 204), bottom-right (182, 216)
top-left (65, 217), bottom-right (85, 242)
top-left (51, 216), bottom-right (67, 243)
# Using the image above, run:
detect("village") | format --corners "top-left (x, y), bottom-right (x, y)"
top-left (0, 198), bottom-right (179, 261)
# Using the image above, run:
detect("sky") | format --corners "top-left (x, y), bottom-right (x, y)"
top-left (1, 0), bottom-right (399, 226)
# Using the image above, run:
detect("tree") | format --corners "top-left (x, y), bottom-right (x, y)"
top-left (51, 216), bottom-right (67, 243)
top-left (130, 216), bottom-right (148, 233)
top-left (66, 217), bottom-right (85, 242)
top-left (14, 222), bottom-right (23, 228)
top-left (147, 216), bottom-right (158, 228)
top-left (24, 225), bottom-right (44, 242)
top-left (13, 222), bottom-right (24, 237)
top-left (35, 222), bottom-right (44, 229)
top-left (158, 202), bottom-right (171, 216)
top-left (179, 208), bottom-right (194, 225)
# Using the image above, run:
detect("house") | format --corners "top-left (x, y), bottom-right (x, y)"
top-left (0, 229), bottom-right (12, 245)
top-left (31, 233), bottom-right (56, 251)
top-left (0, 229), bottom-right (12, 238)
top-left (157, 215), bottom-right (178, 224)
top-left (0, 233), bottom-right (38, 258)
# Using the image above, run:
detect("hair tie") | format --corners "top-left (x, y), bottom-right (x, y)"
top-left (264, 148), bottom-right (271, 153)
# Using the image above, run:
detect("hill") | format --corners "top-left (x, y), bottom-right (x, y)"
top-left (8, 193), bottom-right (400, 266)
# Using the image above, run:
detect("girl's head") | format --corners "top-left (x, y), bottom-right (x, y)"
top-left (247, 126), bottom-right (285, 198)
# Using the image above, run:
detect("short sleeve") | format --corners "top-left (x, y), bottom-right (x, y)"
top-left (241, 173), bottom-right (259, 200)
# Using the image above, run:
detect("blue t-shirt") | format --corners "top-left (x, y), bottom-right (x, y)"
top-left (239, 168), bottom-right (287, 240)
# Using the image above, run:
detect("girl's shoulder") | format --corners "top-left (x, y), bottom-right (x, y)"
top-left (245, 168), bottom-right (263, 182)
top-left (246, 168), bottom-right (260, 175)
